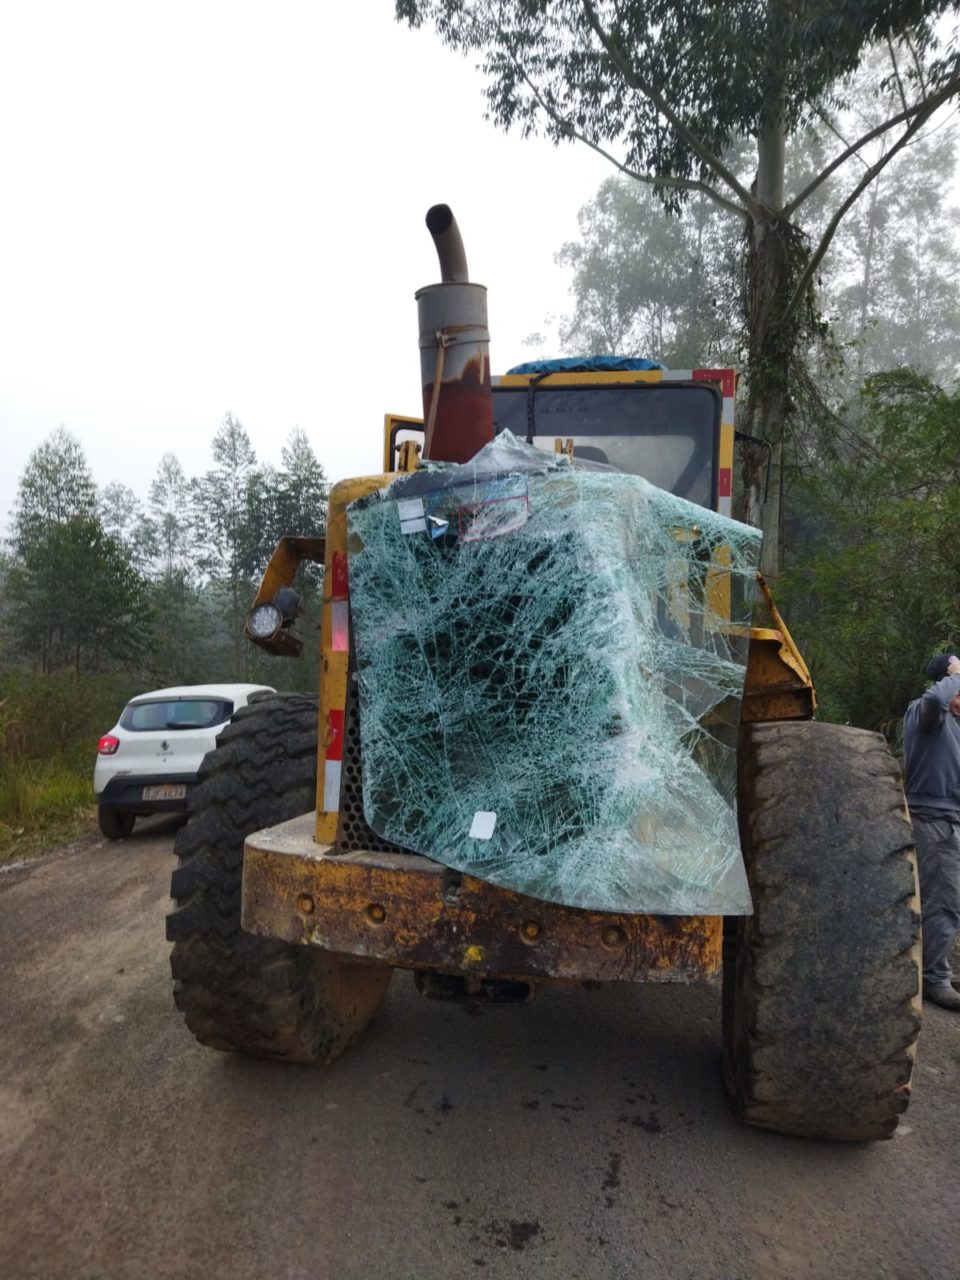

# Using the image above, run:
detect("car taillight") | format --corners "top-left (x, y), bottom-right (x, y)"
top-left (98, 735), bottom-right (120, 755)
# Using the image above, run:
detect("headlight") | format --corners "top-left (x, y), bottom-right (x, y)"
top-left (247, 601), bottom-right (283, 639)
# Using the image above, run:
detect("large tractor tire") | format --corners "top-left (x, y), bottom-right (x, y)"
top-left (166, 693), bottom-right (391, 1064)
top-left (724, 720), bottom-right (921, 1141)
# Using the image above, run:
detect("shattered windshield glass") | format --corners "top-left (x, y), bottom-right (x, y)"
top-left (345, 432), bottom-right (761, 916)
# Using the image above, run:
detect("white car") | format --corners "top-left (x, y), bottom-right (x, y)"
top-left (94, 683), bottom-right (275, 839)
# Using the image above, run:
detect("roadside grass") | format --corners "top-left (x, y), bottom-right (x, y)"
top-left (0, 762), bottom-right (94, 865)
top-left (0, 670), bottom-right (141, 865)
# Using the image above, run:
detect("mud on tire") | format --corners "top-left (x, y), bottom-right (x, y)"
top-left (724, 720), bottom-right (921, 1141)
top-left (166, 693), bottom-right (391, 1063)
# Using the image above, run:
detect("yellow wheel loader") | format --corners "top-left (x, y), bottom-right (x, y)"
top-left (167, 206), bottom-right (920, 1141)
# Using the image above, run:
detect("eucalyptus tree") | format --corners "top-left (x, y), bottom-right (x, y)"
top-left (555, 176), bottom-right (741, 366)
top-left (147, 453), bottom-right (196, 576)
top-left (143, 453), bottom-right (205, 684)
top-left (398, 0), bottom-right (960, 577)
top-left (98, 480), bottom-right (152, 574)
top-left (6, 430), bottom-right (150, 673)
top-left (828, 126), bottom-right (960, 385)
top-left (10, 427), bottom-right (98, 557)
top-left (275, 427), bottom-right (329, 543)
top-left (6, 516), bottom-right (151, 675)
top-left (195, 414), bottom-right (259, 678)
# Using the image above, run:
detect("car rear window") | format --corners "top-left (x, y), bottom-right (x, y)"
top-left (120, 699), bottom-right (234, 732)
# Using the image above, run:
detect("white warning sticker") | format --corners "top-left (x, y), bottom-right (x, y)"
top-left (469, 811), bottom-right (497, 840)
top-left (397, 497), bottom-right (426, 534)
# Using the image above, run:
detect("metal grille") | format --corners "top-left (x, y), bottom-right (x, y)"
top-left (334, 668), bottom-right (405, 855)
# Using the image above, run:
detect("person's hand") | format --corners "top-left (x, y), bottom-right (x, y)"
top-left (948, 655), bottom-right (960, 676)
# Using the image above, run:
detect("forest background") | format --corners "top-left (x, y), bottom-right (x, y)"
top-left (2, 38), bottom-right (959, 859)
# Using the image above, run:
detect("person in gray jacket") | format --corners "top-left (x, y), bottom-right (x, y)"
top-left (903, 652), bottom-right (960, 1009)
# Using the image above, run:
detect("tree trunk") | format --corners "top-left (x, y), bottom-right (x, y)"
top-left (739, 204), bottom-right (798, 571)
top-left (738, 112), bottom-right (793, 584)
top-left (856, 176), bottom-right (882, 383)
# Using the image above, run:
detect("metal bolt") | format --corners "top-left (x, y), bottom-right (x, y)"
top-left (366, 903), bottom-right (387, 925)
top-left (601, 925), bottom-right (627, 950)
top-left (520, 919), bottom-right (542, 943)
top-left (297, 894), bottom-right (315, 915)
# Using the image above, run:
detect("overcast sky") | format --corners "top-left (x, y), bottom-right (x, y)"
top-left (0, 1), bottom-right (616, 530)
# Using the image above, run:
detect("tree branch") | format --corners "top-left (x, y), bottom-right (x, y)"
top-left (902, 31), bottom-right (929, 96)
top-left (580, 0), bottom-right (762, 216)
top-left (506, 47), bottom-right (747, 218)
top-left (807, 100), bottom-right (871, 171)
top-left (784, 70), bottom-right (960, 216)
top-left (782, 104), bottom-right (942, 328)
top-left (885, 34), bottom-right (910, 115)
top-left (565, 128), bottom-right (748, 217)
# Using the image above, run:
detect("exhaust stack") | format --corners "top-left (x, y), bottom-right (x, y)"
top-left (416, 205), bottom-right (494, 463)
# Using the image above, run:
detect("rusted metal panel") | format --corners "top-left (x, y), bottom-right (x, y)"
top-left (243, 814), bottom-right (722, 985)
top-left (742, 631), bottom-right (817, 723)
top-left (742, 574), bottom-right (817, 724)
top-left (420, 349), bottom-right (493, 463)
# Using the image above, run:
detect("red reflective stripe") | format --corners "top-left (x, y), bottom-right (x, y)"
top-left (331, 551), bottom-right (348, 597)
top-left (325, 708), bottom-right (345, 761)
top-left (718, 468), bottom-right (732, 497)
top-left (693, 368), bottom-right (735, 399)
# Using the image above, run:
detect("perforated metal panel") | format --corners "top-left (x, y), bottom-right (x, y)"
top-left (334, 669), bottom-right (405, 855)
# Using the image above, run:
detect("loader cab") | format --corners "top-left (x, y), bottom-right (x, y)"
top-left (385, 366), bottom-right (736, 517)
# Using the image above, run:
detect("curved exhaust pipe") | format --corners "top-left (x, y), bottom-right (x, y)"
top-left (425, 204), bottom-right (470, 284)
top-left (417, 205), bottom-right (494, 462)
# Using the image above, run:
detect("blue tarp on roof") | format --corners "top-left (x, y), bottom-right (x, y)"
top-left (506, 355), bottom-right (666, 375)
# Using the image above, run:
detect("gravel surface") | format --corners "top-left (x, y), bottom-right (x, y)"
top-left (1, 818), bottom-right (958, 1280)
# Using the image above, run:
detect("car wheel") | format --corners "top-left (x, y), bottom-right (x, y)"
top-left (98, 806), bottom-right (136, 840)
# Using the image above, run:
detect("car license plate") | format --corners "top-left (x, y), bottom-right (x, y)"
top-left (142, 784), bottom-right (187, 801)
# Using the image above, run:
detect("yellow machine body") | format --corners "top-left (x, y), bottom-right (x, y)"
top-left (241, 370), bottom-right (815, 988)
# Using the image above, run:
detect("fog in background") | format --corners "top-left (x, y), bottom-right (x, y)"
top-left (0, 0), bottom-right (612, 523)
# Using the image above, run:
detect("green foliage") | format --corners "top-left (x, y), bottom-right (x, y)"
top-left (398, 1), bottom-right (956, 196)
top-left (0, 670), bottom-right (143, 861)
top-left (556, 176), bottom-right (739, 364)
top-left (0, 410), bottom-right (333, 849)
top-left (3, 410), bottom-right (332, 692)
top-left (194, 411), bottom-right (258, 583)
top-left (144, 452), bottom-right (194, 574)
top-left (399, 0), bottom-right (960, 577)
top-left (0, 762), bottom-right (93, 863)
top-left (11, 426), bottom-right (98, 557)
top-left (6, 515), bottom-right (153, 675)
top-left (782, 370), bottom-right (960, 737)
top-left (0, 669), bottom-right (141, 767)
top-left (828, 127), bottom-right (960, 384)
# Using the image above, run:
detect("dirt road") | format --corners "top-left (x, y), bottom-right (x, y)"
top-left (1, 820), bottom-right (958, 1280)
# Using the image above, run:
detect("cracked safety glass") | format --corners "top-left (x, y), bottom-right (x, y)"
top-left (345, 432), bottom-right (760, 915)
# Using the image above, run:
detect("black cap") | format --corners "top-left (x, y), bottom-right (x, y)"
top-left (925, 653), bottom-right (958, 682)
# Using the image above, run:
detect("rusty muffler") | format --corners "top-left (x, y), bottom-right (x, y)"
top-left (416, 204), bottom-right (494, 463)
